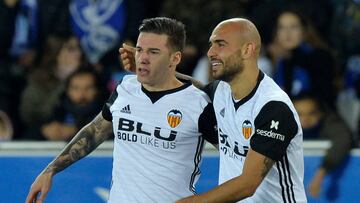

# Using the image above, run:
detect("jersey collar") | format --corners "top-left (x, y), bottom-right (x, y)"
top-left (233, 71), bottom-right (264, 110)
top-left (141, 82), bottom-right (192, 103)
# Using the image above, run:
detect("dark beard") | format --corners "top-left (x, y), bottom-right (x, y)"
top-left (217, 61), bottom-right (243, 82)
top-left (215, 49), bottom-right (244, 82)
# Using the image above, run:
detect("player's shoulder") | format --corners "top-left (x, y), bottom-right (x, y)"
top-left (257, 75), bottom-right (291, 103)
top-left (114, 74), bottom-right (139, 92)
top-left (185, 83), bottom-right (212, 103)
top-left (254, 74), bottom-right (296, 112)
top-left (120, 74), bottom-right (137, 85)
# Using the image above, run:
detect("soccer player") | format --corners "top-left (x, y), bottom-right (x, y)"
top-left (25, 17), bottom-right (218, 203)
top-left (121, 18), bottom-right (307, 203)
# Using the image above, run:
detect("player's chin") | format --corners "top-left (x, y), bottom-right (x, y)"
top-left (212, 70), bottom-right (223, 80)
top-left (136, 75), bottom-right (150, 84)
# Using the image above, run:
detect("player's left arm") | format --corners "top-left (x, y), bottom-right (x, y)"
top-left (177, 101), bottom-right (298, 202)
top-left (177, 148), bottom-right (274, 203)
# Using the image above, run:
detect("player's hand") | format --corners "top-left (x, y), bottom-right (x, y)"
top-left (119, 43), bottom-right (136, 73)
top-left (25, 172), bottom-right (53, 203)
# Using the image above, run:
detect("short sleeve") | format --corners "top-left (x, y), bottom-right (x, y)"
top-left (250, 101), bottom-right (298, 161)
top-left (198, 103), bottom-right (218, 144)
top-left (102, 85), bottom-right (120, 121)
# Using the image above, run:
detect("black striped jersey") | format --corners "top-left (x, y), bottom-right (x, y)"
top-left (204, 72), bottom-right (307, 203)
top-left (102, 75), bottom-right (218, 203)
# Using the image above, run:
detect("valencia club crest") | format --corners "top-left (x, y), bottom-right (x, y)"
top-left (167, 109), bottom-right (182, 128)
top-left (242, 120), bottom-right (253, 139)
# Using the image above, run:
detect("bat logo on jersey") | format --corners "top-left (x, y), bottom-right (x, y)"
top-left (242, 120), bottom-right (253, 139)
top-left (167, 109), bottom-right (182, 128)
top-left (270, 120), bottom-right (279, 130)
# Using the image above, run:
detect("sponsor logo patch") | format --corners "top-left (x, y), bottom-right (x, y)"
top-left (256, 129), bottom-right (285, 141)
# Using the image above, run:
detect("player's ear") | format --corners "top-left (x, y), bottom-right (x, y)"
top-left (241, 42), bottom-right (256, 59)
top-left (170, 51), bottom-right (182, 68)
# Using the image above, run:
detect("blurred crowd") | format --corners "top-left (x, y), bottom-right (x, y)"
top-left (0, 0), bottom-right (359, 146)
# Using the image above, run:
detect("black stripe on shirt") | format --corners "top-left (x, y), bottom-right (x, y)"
top-left (280, 158), bottom-right (292, 203)
top-left (285, 154), bottom-right (296, 203)
top-left (276, 161), bottom-right (287, 203)
top-left (189, 135), bottom-right (204, 194)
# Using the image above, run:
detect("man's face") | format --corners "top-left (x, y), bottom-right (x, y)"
top-left (67, 73), bottom-right (97, 105)
top-left (293, 98), bottom-right (322, 129)
top-left (207, 24), bottom-right (244, 82)
top-left (135, 32), bottom-right (174, 88)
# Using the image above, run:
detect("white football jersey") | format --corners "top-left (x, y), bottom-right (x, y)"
top-left (204, 72), bottom-right (307, 203)
top-left (102, 75), bottom-right (217, 203)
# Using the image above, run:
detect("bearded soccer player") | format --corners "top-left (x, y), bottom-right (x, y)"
top-left (26, 17), bottom-right (217, 203)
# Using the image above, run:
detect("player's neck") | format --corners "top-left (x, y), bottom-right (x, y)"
top-left (143, 77), bottom-right (183, 92)
top-left (229, 68), bottom-right (259, 100)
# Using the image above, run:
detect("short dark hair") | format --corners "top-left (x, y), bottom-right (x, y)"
top-left (139, 17), bottom-right (186, 52)
top-left (291, 91), bottom-right (326, 112)
top-left (65, 65), bottom-right (102, 91)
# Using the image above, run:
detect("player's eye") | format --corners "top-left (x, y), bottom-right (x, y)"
top-left (135, 47), bottom-right (143, 53)
top-left (218, 42), bottom-right (226, 47)
top-left (149, 50), bottom-right (160, 55)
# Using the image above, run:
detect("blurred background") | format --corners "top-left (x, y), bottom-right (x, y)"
top-left (1, 0), bottom-right (360, 202)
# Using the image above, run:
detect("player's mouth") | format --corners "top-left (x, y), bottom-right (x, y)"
top-left (137, 67), bottom-right (150, 76)
top-left (210, 60), bottom-right (223, 70)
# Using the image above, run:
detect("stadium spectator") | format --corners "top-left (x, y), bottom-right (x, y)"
top-left (248, 0), bottom-right (334, 46)
top-left (25, 17), bottom-right (218, 203)
top-left (267, 9), bottom-right (337, 108)
top-left (0, 0), bottom-right (35, 138)
top-left (41, 68), bottom-right (104, 141)
top-left (20, 34), bottom-right (84, 140)
top-left (333, 0), bottom-right (360, 142)
top-left (293, 92), bottom-right (353, 197)
top-left (337, 55), bottom-right (360, 143)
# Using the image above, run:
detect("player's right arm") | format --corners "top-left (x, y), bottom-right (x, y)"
top-left (25, 112), bottom-right (112, 203)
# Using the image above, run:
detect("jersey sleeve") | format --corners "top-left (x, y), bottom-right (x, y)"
top-left (250, 101), bottom-right (298, 161)
top-left (102, 85), bottom-right (120, 121)
top-left (201, 80), bottom-right (220, 102)
top-left (198, 103), bottom-right (218, 144)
